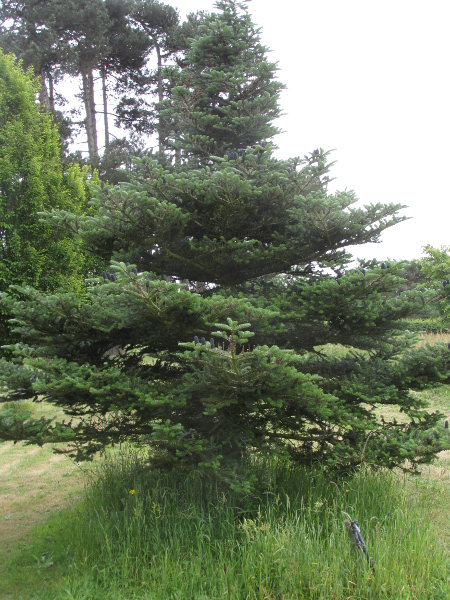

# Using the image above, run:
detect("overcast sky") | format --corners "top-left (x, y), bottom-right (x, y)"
top-left (172, 0), bottom-right (450, 262)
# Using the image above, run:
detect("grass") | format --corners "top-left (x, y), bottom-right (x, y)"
top-left (0, 401), bottom-right (84, 548)
top-left (0, 454), bottom-right (448, 599)
top-left (63, 455), bottom-right (450, 599)
top-left (416, 331), bottom-right (450, 347)
top-left (1, 450), bottom-right (449, 599)
top-left (0, 440), bottom-right (83, 544)
top-left (0, 401), bottom-right (85, 599)
top-left (0, 334), bottom-right (449, 600)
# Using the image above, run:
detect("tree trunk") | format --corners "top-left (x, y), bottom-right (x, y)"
top-left (101, 68), bottom-right (109, 153)
top-left (155, 42), bottom-right (164, 157)
top-left (82, 66), bottom-right (99, 164)
top-left (39, 72), bottom-right (50, 111)
top-left (88, 68), bottom-right (98, 159)
top-left (48, 72), bottom-right (54, 113)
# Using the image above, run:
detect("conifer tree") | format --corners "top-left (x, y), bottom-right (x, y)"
top-left (1, 1), bottom-right (449, 489)
top-left (115, 0), bottom-right (180, 155)
top-left (421, 245), bottom-right (450, 324)
top-left (0, 0), bottom-right (62, 111)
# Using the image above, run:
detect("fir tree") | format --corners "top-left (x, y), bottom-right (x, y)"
top-left (1, 1), bottom-right (449, 489)
top-left (420, 244), bottom-right (450, 324)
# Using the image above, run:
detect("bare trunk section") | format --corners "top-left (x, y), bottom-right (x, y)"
top-left (155, 42), bottom-right (164, 157)
top-left (39, 72), bottom-right (55, 113)
top-left (88, 69), bottom-right (98, 158)
top-left (48, 72), bottom-right (54, 113)
top-left (101, 68), bottom-right (109, 153)
top-left (39, 72), bottom-right (50, 111)
top-left (81, 66), bottom-right (99, 164)
top-left (82, 70), bottom-right (95, 160)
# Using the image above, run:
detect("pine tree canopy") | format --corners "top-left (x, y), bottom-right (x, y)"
top-left (1, 1), bottom-right (449, 489)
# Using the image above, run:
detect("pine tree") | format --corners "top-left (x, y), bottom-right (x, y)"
top-left (0, 1), bottom-right (196, 169)
top-left (118, 0), bottom-right (180, 156)
top-left (1, 1), bottom-right (449, 489)
top-left (161, 0), bottom-right (283, 163)
top-left (0, 0), bottom-right (62, 111)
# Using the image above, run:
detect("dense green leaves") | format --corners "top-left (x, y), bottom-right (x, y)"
top-left (0, 51), bottom-right (97, 350)
top-left (420, 244), bottom-right (450, 322)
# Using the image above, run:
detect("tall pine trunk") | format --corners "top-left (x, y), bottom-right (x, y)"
top-left (82, 66), bottom-right (99, 163)
top-left (48, 72), bottom-right (54, 113)
top-left (38, 72), bottom-right (55, 113)
top-left (88, 68), bottom-right (98, 159)
top-left (101, 68), bottom-right (109, 153)
top-left (39, 72), bottom-right (50, 111)
top-left (155, 43), bottom-right (164, 157)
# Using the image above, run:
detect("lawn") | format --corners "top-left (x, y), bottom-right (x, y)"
top-left (0, 401), bottom-right (86, 547)
top-left (0, 337), bottom-right (449, 600)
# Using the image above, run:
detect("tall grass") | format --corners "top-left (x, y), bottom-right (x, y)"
top-left (38, 449), bottom-right (446, 600)
top-left (416, 330), bottom-right (450, 347)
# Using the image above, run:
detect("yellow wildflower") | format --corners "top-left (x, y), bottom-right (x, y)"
top-left (129, 489), bottom-right (135, 495)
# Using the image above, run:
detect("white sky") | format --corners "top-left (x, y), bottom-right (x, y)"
top-left (67, 0), bottom-right (449, 263)
top-left (174, 0), bottom-right (450, 262)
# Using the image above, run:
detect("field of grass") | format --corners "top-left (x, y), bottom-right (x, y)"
top-left (1, 447), bottom-right (449, 600)
top-left (0, 335), bottom-right (449, 600)
top-left (415, 330), bottom-right (450, 347)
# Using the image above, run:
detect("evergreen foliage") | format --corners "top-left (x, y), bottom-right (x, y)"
top-left (1, 2), bottom-right (449, 489)
top-left (0, 50), bottom-right (99, 351)
top-left (0, 0), bottom-right (63, 108)
top-left (0, 0), bottom-right (189, 169)
top-left (420, 244), bottom-right (450, 324)
top-left (160, 0), bottom-right (283, 162)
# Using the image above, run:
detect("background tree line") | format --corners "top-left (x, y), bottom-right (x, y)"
top-left (0, 0), bottom-right (199, 347)
top-left (0, 0), bottom-right (201, 180)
